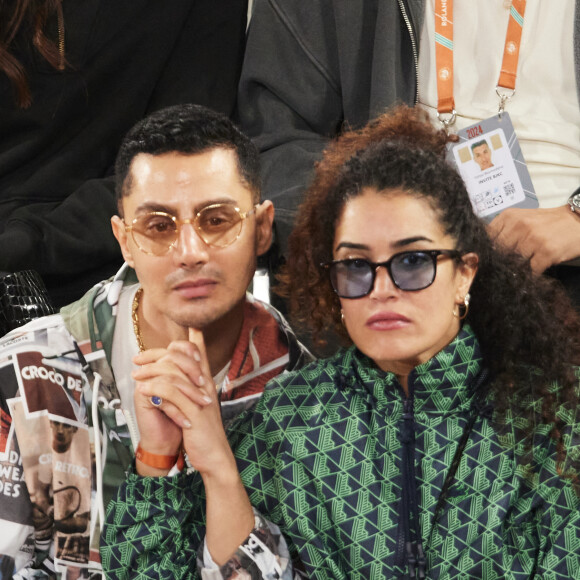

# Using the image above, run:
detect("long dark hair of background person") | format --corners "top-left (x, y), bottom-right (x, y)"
top-left (0, 0), bottom-right (65, 108)
top-left (282, 105), bottom-right (580, 477)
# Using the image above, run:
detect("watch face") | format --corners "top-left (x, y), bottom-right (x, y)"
top-left (572, 193), bottom-right (580, 210)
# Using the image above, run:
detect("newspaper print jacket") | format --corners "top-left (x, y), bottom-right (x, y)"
top-left (0, 263), bottom-right (312, 579)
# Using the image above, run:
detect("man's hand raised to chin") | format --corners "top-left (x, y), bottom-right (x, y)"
top-left (131, 329), bottom-right (255, 564)
top-left (131, 329), bottom-right (234, 478)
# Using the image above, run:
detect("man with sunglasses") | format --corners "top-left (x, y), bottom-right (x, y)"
top-left (0, 104), bottom-right (311, 579)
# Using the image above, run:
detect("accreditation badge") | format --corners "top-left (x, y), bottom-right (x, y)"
top-left (446, 113), bottom-right (538, 222)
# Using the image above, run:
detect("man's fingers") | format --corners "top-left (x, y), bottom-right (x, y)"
top-left (189, 328), bottom-right (212, 377)
top-left (171, 379), bottom-right (213, 406)
top-left (134, 348), bottom-right (170, 366)
top-left (132, 330), bottom-right (217, 412)
top-left (133, 347), bottom-right (211, 390)
top-left (147, 398), bottom-right (193, 431)
top-left (135, 372), bottom-right (213, 407)
top-left (132, 362), bottom-right (196, 388)
top-left (163, 338), bottom-right (213, 391)
top-left (136, 372), bottom-right (213, 410)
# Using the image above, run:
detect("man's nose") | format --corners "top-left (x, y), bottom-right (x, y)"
top-left (172, 222), bottom-right (210, 266)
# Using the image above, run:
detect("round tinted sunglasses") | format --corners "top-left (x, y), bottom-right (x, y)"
top-left (321, 250), bottom-right (462, 299)
top-left (124, 203), bottom-right (257, 255)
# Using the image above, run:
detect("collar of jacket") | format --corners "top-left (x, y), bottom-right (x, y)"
top-left (60, 262), bottom-right (137, 361)
top-left (339, 325), bottom-right (484, 415)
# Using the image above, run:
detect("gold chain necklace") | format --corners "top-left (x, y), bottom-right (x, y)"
top-left (132, 287), bottom-right (146, 353)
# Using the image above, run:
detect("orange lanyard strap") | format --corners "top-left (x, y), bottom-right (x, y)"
top-left (434, 0), bottom-right (455, 117)
top-left (435, 0), bottom-right (527, 122)
top-left (498, 0), bottom-right (526, 90)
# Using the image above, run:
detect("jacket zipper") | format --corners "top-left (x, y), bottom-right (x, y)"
top-left (397, 0), bottom-right (420, 105)
top-left (397, 395), bottom-right (426, 579)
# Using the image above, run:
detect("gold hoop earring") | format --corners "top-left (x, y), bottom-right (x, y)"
top-left (454, 293), bottom-right (470, 320)
top-left (341, 309), bottom-right (345, 326)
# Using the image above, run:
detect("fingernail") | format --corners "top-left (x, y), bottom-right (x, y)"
top-left (193, 351), bottom-right (201, 362)
top-left (203, 396), bottom-right (212, 405)
top-left (198, 375), bottom-right (205, 386)
top-left (183, 419), bottom-right (192, 429)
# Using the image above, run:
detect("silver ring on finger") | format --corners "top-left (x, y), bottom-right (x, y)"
top-left (150, 396), bottom-right (163, 407)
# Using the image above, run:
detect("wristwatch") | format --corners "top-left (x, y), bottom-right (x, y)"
top-left (569, 187), bottom-right (580, 215)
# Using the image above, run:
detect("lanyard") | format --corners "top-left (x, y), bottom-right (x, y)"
top-left (434, 0), bottom-right (527, 128)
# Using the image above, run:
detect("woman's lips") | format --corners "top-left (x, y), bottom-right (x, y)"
top-left (365, 312), bottom-right (410, 330)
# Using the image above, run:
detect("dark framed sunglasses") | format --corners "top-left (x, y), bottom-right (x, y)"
top-left (321, 250), bottom-right (462, 298)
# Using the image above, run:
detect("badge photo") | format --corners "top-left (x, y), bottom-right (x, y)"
top-left (446, 113), bottom-right (538, 222)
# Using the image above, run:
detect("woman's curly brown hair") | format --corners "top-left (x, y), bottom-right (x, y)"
top-left (282, 105), bottom-right (580, 458)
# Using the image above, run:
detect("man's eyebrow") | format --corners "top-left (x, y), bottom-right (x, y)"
top-left (334, 236), bottom-right (434, 252)
top-left (134, 202), bottom-right (175, 215)
top-left (133, 198), bottom-right (238, 216)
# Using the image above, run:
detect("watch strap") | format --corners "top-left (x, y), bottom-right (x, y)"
top-left (568, 186), bottom-right (580, 214)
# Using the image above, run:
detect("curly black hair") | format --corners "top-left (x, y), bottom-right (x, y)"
top-left (114, 103), bottom-right (261, 212)
top-left (283, 105), bottom-right (580, 465)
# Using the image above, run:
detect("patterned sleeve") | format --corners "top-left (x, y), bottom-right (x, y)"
top-left (101, 368), bottom-right (312, 580)
top-left (198, 510), bottom-right (297, 580)
top-left (101, 468), bottom-right (200, 579)
top-left (535, 379), bottom-right (580, 578)
top-left (101, 465), bottom-right (298, 580)
top-left (536, 494), bottom-right (580, 578)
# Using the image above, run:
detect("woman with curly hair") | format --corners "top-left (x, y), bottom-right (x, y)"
top-left (102, 106), bottom-right (580, 580)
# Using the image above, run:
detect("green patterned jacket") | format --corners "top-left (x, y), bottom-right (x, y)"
top-left (102, 327), bottom-right (580, 579)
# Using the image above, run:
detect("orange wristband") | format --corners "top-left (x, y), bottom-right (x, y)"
top-left (135, 443), bottom-right (184, 470)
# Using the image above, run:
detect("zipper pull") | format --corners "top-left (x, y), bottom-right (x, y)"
top-left (400, 398), bottom-right (415, 444)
